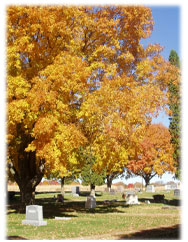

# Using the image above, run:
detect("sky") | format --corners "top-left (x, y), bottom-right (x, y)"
top-left (146, 6), bottom-right (180, 129)
top-left (114, 6), bottom-right (181, 185)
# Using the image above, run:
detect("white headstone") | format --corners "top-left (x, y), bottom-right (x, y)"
top-left (126, 194), bottom-right (140, 205)
top-left (146, 185), bottom-right (155, 193)
top-left (22, 205), bottom-right (47, 226)
top-left (85, 196), bottom-right (96, 209)
top-left (72, 186), bottom-right (80, 195)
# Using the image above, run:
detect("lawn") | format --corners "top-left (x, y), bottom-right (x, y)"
top-left (6, 190), bottom-right (181, 240)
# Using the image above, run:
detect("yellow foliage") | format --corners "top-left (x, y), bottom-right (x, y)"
top-left (7, 6), bottom-right (175, 182)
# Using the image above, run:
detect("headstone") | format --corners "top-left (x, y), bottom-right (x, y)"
top-left (126, 194), bottom-right (140, 205)
top-left (22, 205), bottom-right (47, 226)
top-left (85, 195), bottom-right (96, 209)
top-left (56, 194), bottom-right (64, 202)
top-left (153, 194), bottom-right (165, 203)
top-left (146, 185), bottom-right (155, 193)
top-left (72, 186), bottom-right (80, 195)
top-left (174, 189), bottom-right (180, 197)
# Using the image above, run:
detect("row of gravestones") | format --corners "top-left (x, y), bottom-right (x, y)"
top-left (22, 193), bottom-right (141, 227)
top-left (22, 185), bottom-right (180, 226)
top-left (22, 195), bottom-right (96, 226)
top-left (146, 185), bottom-right (180, 196)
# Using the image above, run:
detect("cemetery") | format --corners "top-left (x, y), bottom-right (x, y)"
top-left (7, 187), bottom-right (181, 240)
top-left (6, 4), bottom-right (181, 241)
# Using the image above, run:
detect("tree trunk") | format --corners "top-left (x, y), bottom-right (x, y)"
top-left (90, 183), bottom-right (95, 197)
top-left (8, 156), bottom-right (45, 207)
top-left (7, 124), bottom-right (45, 207)
top-left (20, 185), bottom-right (36, 206)
top-left (143, 173), bottom-right (157, 188)
top-left (144, 175), bottom-right (151, 188)
top-left (106, 175), bottom-right (113, 192)
top-left (61, 177), bottom-right (65, 197)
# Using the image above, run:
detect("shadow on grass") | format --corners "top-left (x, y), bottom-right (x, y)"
top-left (7, 193), bottom-right (129, 218)
top-left (118, 224), bottom-right (181, 240)
top-left (79, 191), bottom-right (103, 197)
top-left (41, 200), bottom-right (128, 218)
top-left (138, 197), bottom-right (180, 206)
top-left (7, 235), bottom-right (27, 240)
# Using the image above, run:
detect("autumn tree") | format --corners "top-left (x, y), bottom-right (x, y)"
top-left (127, 123), bottom-right (175, 187)
top-left (7, 6), bottom-right (90, 205)
top-left (168, 50), bottom-right (181, 179)
top-left (7, 6), bottom-right (176, 205)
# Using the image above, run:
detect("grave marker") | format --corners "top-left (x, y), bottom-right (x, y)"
top-left (85, 195), bottom-right (96, 209)
top-left (174, 189), bottom-right (180, 197)
top-left (126, 194), bottom-right (140, 205)
top-left (22, 205), bottom-right (47, 226)
top-left (146, 185), bottom-right (155, 193)
top-left (72, 186), bottom-right (80, 196)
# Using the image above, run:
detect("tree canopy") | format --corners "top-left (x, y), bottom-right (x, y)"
top-left (127, 123), bottom-right (175, 186)
top-left (7, 6), bottom-right (177, 205)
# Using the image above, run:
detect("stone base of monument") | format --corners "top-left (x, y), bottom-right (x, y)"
top-left (22, 220), bottom-right (47, 226)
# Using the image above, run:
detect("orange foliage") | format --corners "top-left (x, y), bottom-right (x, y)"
top-left (7, 6), bottom-right (176, 186)
top-left (127, 123), bottom-right (175, 177)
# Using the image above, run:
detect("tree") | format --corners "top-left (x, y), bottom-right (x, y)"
top-left (7, 6), bottom-right (90, 205)
top-left (7, 6), bottom-right (176, 205)
top-left (168, 50), bottom-right (181, 179)
top-left (80, 148), bottom-right (106, 196)
top-left (127, 123), bottom-right (175, 187)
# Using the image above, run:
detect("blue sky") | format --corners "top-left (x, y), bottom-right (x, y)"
top-left (115, 6), bottom-right (180, 185)
top-left (146, 6), bottom-right (180, 128)
top-left (142, 6), bottom-right (180, 61)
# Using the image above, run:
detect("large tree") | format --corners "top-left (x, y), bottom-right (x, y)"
top-left (7, 6), bottom-right (90, 205)
top-left (168, 50), bottom-right (181, 179)
top-left (126, 123), bottom-right (175, 187)
top-left (7, 6), bottom-right (176, 205)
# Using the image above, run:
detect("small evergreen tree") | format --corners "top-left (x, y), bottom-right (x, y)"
top-left (168, 50), bottom-right (181, 179)
top-left (80, 148), bottom-right (106, 196)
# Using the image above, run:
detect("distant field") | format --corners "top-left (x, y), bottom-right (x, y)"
top-left (8, 184), bottom-right (167, 193)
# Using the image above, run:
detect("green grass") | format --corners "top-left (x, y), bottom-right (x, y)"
top-left (6, 190), bottom-right (181, 240)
